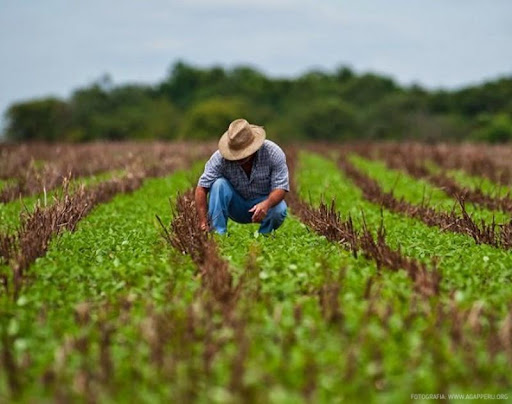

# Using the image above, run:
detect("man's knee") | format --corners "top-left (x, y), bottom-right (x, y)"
top-left (268, 200), bottom-right (287, 220)
top-left (210, 178), bottom-right (234, 200)
top-left (208, 178), bottom-right (235, 212)
top-left (210, 177), bottom-right (231, 192)
top-left (259, 200), bottom-right (287, 234)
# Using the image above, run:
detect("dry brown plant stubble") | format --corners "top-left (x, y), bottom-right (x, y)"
top-left (286, 148), bottom-right (440, 298)
top-left (0, 144), bottom-right (212, 300)
top-left (352, 143), bottom-right (512, 215)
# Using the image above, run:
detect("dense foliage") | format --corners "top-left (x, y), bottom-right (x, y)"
top-left (4, 62), bottom-right (512, 143)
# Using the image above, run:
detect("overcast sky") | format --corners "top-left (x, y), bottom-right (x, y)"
top-left (1, 0), bottom-right (511, 125)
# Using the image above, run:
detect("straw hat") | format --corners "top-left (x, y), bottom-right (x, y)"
top-left (218, 118), bottom-right (266, 161)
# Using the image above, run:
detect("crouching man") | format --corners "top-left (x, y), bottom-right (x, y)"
top-left (195, 118), bottom-right (289, 234)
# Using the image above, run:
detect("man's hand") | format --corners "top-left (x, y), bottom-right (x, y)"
top-left (199, 220), bottom-right (209, 232)
top-left (249, 200), bottom-right (270, 223)
top-left (195, 186), bottom-right (210, 232)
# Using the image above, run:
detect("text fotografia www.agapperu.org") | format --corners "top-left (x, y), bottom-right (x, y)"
top-left (411, 393), bottom-right (509, 400)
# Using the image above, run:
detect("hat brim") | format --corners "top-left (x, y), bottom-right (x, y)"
top-left (218, 125), bottom-right (266, 161)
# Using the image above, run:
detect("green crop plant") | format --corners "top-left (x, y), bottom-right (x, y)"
top-left (443, 167), bottom-right (512, 197)
top-left (1, 145), bottom-right (511, 402)
top-left (296, 152), bottom-right (512, 309)
top-left (0, 170), bottom-right (124, 234)
top-left (0, 165), bottom-right (202, 399)
top-left (349, 154), bottom-right (510, 224)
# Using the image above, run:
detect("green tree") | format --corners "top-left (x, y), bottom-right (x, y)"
top-left (5, 98), bottom-right (70, 141)
top-left (340, 73), bottom-right (398, 105)
top-left (4, 62), bottom-right (512, 143)
top-left (68, 83), bottom-right (173, 141)
top-left (159, 61), bottom-right (219, 108)
top-left (179, 97), bottom-right (251, 140)
top-left (298, 98), bottom-right (359, 141)
top-left (472, 114), bottom-right (512, 143)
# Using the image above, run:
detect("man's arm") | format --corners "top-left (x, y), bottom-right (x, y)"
top-left (250, 144), bottom-right (290, 223)
top-left (195, 186), bottom-right (209, 231)
top-left (196, 151), bottom-right (223, 231)
top-left (249, 189), bottom-right (286, 223)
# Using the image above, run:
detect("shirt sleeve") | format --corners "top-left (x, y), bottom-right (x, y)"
top-left (198, 151), bottom-right (223, 189)
top-left (270, 146), bottom-right (290, 192)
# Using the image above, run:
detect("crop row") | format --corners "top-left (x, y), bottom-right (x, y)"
top-left (0, 142), bottom-right (213, 202)
top-left (347, 154), bottom-right (510, 224)
top-left (2, 166), bottom-right (370, 401)
top-left (335, 154), bottom-right (512, 250)
top-left (286, 150), bottom-right (440, 298)
top-left (152, 150), bottom-right (512, 399)
top-left (296, 152), bottom-right (512, 306)
top-left (0, 176), bottom-right (145, 300)
top-left (292, 152), bottom-right (512, 386)
top-left (2, 144), bottom-right (512, 401)
top-left (349, 142), bottom-right (512, 185)
top-left (306, 145), bottom-right (511, 246)
top-left (0, 166), bottom-right (203, 400)
top-left (0, 170), bottom-right (118, 234)
top-left (161, 190), bottom-right (239, 309)
top-left (351, 143), bottom-right (512, 215)
top-left (152, 154), bottom-right (512, 399)
top-left (0, 147), bottom-right (211, 300)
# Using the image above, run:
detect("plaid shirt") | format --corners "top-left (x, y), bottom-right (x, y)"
top-left (198, 140), bottom-right (290, 200)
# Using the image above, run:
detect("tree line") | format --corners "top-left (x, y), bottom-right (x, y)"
top-left (4, 61), bottom-right (512, 143)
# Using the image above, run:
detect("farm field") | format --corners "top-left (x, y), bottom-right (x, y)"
top-left (1, 141), bottom-right (512, 402)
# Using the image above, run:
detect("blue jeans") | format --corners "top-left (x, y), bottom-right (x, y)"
top-left (208, 178), bottom-right (287, 234)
